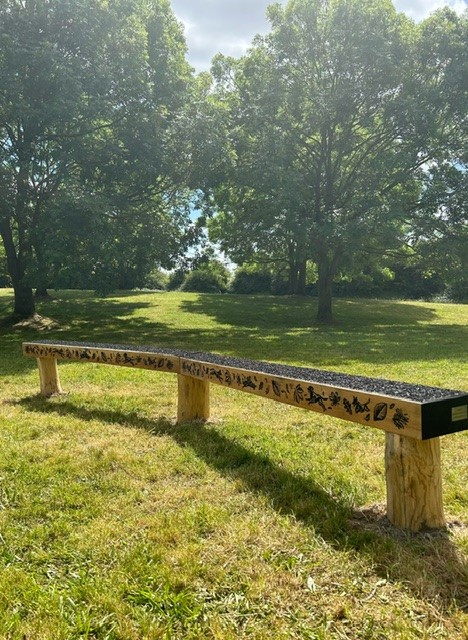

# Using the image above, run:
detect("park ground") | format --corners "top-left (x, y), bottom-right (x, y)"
top-left (0, 289), bottom-right (467, 639)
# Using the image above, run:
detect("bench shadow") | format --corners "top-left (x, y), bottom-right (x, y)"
top-left (19, 395), bottom-right (468, 614)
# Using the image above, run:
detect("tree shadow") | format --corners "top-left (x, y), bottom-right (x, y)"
top-left (0, 296), bottom-right (167, 376)
top-left (18, 395), bottom-right (468, 614)
top-left (180, 294), bottom-right (439, 330)
top-left (3, 291), bottom-right (467, 376)
top-left (178, 294), bottom-right (468, 368)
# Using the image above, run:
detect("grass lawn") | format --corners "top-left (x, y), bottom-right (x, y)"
top-left (0, 289), bottom-right (467, 639)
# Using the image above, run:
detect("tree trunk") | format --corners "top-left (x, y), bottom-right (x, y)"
top-left (316, 257), bottom-right (333, 323)
top-left (13, 281), bottom-right (36, 317)
top-left (287, 242), bottom-right (298, 295)
top-left (0, 218), bottom-right (36, 318)
top-left (297, 259), bottom-right (307, 296)
top-left (35, 286), bottom-right (50, 298)
top-left (33, 241), bottom-right (50, 298)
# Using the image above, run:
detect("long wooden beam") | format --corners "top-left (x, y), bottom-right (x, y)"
top-left (179, 357), bottom-right (467, 442)
top-left (23, 340), bottom-right (467, 532)
top-left (181, 358), bottom-right (423, 439)
top-left (23, 341), bottom-right (181, 375)
top-left (23, 341), bottom-right (468, 440)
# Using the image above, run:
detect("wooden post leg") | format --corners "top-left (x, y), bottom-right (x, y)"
top-left (385, 433), bottom-right (445, 532)
top-left (177, 375), bottom-right (210, 423)
top-left (37, 357), bottom-right (62, 397)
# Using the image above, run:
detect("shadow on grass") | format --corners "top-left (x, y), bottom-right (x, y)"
top-left (181, 292), bottom-right (464, 368)
top-left (19, 394), bottom-right (468, 614)
top-left (179, 295), bottom-right (468, 367)
top-left (0, 295), bottom-right (166, 376)
top-left (40, 292), bottom-right (468, 367)
top-left (180, 294), bottom-right (439, 329)
top-left (3, 292), bottom-right (468, 381)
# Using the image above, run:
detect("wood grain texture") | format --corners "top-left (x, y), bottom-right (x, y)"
top-left (177, 374), bottom-right (210, 423)
top-left (180, 358), bottom-right (422, 439)
top-left (385, 433), bottom-right (445, 531)
top-left (23, 342), bottom-right (467, 440)
top-left (23, 342), bottom-right (180, 374)
top-left (23, 341), bottom-right (457, 531)
top-left (37, 357), bottom-right (63, 397)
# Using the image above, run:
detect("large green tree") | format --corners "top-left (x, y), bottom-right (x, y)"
top-left (208, 0), bottom-right (466, 322)
top-left (0, 0), bottom-right (192, 317)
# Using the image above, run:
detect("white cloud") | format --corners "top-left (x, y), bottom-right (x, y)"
top-left (394, 0), bottom-right (467, 19)
top-left (171, 0), bottom-right (274, 71)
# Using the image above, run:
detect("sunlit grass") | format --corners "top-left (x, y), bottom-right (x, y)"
top-left (0, 289), bottom-right (467, 638)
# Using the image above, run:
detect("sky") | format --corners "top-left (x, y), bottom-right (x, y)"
top-left (170, 0), bottom-right (468, 72)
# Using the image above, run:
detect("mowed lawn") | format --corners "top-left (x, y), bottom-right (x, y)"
top-left (0, 289), bottom-right (467, 640)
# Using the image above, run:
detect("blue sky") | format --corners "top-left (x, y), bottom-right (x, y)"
top-left (170, 0), bottom-right (468, 72)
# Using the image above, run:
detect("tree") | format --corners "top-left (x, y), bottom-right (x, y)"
top-left (34, 183), bottom-right (194, 294)
top-left (0, 0), bottom-right (193, 318)
top-left (408, 8), bottom-right (468, 300)
top-left (207, 0), bottom-right (465, 322)
top-left (411, 164), bottom-right (468, 301)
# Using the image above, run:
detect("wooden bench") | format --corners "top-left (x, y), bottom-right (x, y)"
top-left (23, 340), bottom-right (468, 533)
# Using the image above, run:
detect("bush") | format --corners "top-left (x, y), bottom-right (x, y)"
top-left (180, 270), bottom-right (226, 293)
top-left (389, 266), bottom-right (444, 300)
top-left (0, 255), bottom-right (11, 287)
top-left (270, 274), bottom-right (290, 295)
top-left (143, 269), bottom-right (168, 291)
top-left (230, 268), bottom-right (272, 294)
top-left (445, 279), bottom-right (468, 303)
top-left (167, 270), bottom-right (186, 291)
top-left (0, 274), bottom-right (11, 287)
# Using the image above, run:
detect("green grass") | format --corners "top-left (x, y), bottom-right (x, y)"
top-left (0, 289), bottom-right (467, 639)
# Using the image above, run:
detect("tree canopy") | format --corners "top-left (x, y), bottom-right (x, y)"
top-left (205, 0), bottom-right (467, 321)
top-left (0, 0), bottom-right (466, 321)
top-left (0, 0), bottom-right (194, 317)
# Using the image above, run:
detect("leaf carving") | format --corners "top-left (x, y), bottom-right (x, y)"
top-left (374, 403), bottom-right (388, 421)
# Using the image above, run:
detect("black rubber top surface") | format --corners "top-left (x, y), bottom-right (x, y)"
top-left (27, 340), bottom-right (466, 403)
